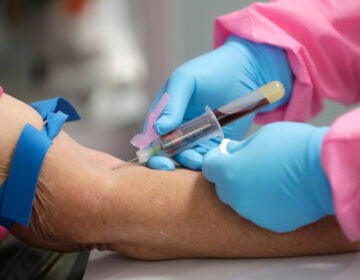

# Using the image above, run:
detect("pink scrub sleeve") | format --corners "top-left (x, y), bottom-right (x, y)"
top-left (322, 108), bottom-right (360, 241)
top-left (214, 0), bottom-right (360, 124)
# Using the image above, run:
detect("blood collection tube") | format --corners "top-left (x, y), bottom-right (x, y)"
top-left (214, 81), bottom-right (285, 126)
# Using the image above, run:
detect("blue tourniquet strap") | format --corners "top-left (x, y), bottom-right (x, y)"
top-left (0, 98), bottom-right (80, 229)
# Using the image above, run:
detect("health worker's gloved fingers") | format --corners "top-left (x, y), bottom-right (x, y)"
top-left (147, 156), bottom-right (175, 171)
top-left (170, 138), bottom-right (222, 170)
top-left (202, 139), bottom-right (251, 206)
top-left (153, 72), bottom-right (196, 136)
top-left (173, 149), bottom-right (203, 171)
top-left (225, 139), bottom-right (247, 153)
top-left (175, 136), bottom-right (224, 170)
top-left (192, 137), bottom-right (222, 155)
top-left (202, 146), bottom-right (230, 185)
top-left (225, 36), bottom-right (294, 112)
top-left (202, 147), bottom-right (234, 203)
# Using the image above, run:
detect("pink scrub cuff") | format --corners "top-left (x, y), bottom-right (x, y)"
top-left (321, 108), bottom-right (360, 241)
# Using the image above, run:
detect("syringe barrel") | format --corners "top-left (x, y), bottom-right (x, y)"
top-left (135, 81), bottom-right (285, 163)
top-left (156, 107), bottom-right (223, 158)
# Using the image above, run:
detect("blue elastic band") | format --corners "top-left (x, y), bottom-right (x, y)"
top-left (0, 98), bottom-right (80, 229)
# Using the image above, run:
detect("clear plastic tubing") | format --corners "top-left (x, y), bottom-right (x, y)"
top-left (136, 81), bottom-right (285, 163)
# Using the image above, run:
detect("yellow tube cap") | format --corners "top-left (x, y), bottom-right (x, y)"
top-left (259, 81), bottom-right (285, 104)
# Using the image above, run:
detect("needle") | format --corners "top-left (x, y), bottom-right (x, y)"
top-left (127, 157), bottom-right (139, 163)
top-left (111, 157), bottom-right (139, 170)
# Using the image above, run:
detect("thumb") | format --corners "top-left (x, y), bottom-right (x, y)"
top-left (226, 139), bottom-right (247, 153)
top-left (202, 145), bottom-right (231, 184)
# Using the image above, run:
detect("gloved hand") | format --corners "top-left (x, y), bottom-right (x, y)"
top-left (145, 35), bottom-right (293, 171)
top-left (202, 122), bottom-right (335, 233)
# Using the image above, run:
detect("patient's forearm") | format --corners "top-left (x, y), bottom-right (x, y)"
top-left (100, 165), bottom-right (360, 260)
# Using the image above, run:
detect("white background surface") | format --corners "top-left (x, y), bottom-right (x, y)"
top-left (84, 251), bottom-right (360, 280)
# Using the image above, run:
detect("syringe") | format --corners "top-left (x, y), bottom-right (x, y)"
top-left (134, 81), bottom-right (285, 163)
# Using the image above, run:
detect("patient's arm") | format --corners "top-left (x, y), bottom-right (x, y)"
top-left (98, 166), bottom-right (360, 260)
top-left (1, 93), bottom-right (360, 260)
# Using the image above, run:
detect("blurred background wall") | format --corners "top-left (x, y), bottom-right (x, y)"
top-left (0, 0), bottom-right (353, 160)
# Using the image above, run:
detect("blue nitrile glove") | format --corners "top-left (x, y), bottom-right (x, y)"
top-left (145, 35), bottom-right (293, 171)
top-left (202, 122), bottom-right (335, 233)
